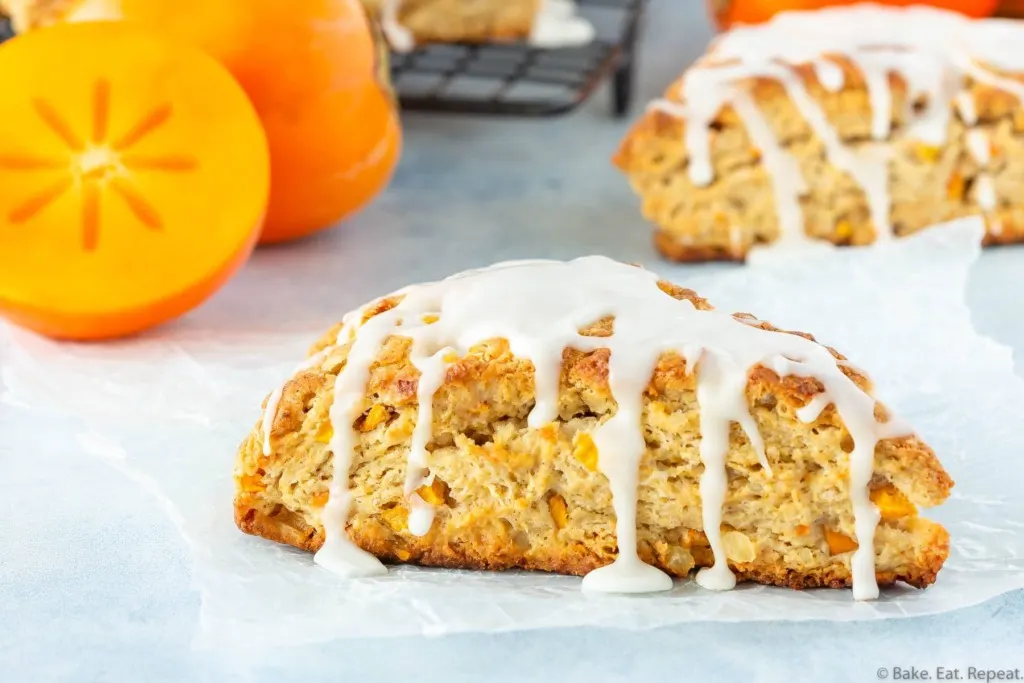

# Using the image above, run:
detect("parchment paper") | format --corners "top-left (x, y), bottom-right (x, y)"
top-left (2, 218), bottom-right (1021, 649)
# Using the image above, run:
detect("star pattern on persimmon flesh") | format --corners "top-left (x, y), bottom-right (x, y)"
top-left (0, 79), bottom-right (198, 251)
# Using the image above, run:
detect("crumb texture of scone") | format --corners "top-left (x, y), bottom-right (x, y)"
top-left (614, 5), bottom-right (1024, 262)
top-left (235, 257), bottom-right (952, 596)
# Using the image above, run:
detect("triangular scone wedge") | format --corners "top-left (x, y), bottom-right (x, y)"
top-left (613, 5), bottom-right (1024, 262)
top-left (235, 259), bottom-right (952, 592)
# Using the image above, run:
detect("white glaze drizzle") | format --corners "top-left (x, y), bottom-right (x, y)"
top-left (529, 0), bottom-right (596, 49)
top-left (380, 0), bottom-right (415, 53)
top-left (404, 345), bottom-right (456, 536)
top-left (814, 59), bottom-right (845, 93)
top-left (955, 92), bottom-right (977, 126)
top-left (962, 60), bottom-right (1024, 102)
top-left (647, 4), bottom-right (1024, 249)
top-left (773, 66), bottom-right (894, 243)
top-left (796, 393), bottom-right (831, 423)
top-left (317, 306), bottom-right (405, 577)
top-left (261, 391), bottom-right (283, 456)
top-left (260, 257), bottom-right (913, 598)
top-left (975, 175), bottom-right (998, 212)
top-left (966, 129), bottom-right (991, 166)
top-left (694, 354), bottom-right (748, 592)
top-left (261, 349), bottom-right (333, 456)
top-left (965, 128), bottom-right (999, 233)
top-left (730, 91), bottom-right (809, 247)
top-left (846, 52), bottom-right (894, 141)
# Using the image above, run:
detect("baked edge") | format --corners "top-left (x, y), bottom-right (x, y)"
top-left (234, 500), bottom-right (950, 590)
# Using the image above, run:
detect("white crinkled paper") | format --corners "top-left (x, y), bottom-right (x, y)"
top-left (2, 218), bottom-right (1022, 649)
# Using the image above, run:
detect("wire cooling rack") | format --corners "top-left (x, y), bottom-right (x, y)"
top-left (0, 0), bottom-right (644, 116)
top-left (388, 0), bottom-right (646, 117)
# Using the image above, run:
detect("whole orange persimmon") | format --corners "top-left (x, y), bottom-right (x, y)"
top-left (11, 0), bottom-right (403, 243)
top-left (709, 0), bottom-right (999, 28)
top-left (709, 0), bottom-right (831, 28)
top-left (118, 0), bottom-right (402, 243)
top-left (996, 0), bottom-right (1024, 16)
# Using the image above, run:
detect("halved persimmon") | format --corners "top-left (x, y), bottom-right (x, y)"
top-left (5, 0), bottom-right (404, 244)
top-left (0, 21), bottom-right (269, 340)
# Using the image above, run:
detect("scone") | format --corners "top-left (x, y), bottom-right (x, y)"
top-left (362, 0), bottom-right (595, 52)
top-left (615, 5), bottom-right (1024, 262)
top-left (235, 256), bottom-right (952, 597)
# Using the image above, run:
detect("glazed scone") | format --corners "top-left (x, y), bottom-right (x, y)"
top-left (235, 257), bottom-right (952, 596)
top-left (361, 0), bottom-right (594, 51)
top-left (615, 5), bottom-right (1024, 262)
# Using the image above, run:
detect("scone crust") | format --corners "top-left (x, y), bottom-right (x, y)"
top-left (235, 500), bottom-right (949, 589)
top-left (235, 282), bottom-right (953, 590)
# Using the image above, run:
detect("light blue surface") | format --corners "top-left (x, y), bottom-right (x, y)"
top-left (2, 2), bottom-right (1023, 681)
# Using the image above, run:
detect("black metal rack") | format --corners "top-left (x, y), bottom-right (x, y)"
top-left (389, 0), bottom-right (645, 117)
top-left (0, 0), bottom-right (644, 116)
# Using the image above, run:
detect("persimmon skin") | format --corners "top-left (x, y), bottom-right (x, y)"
top-left (880, 0), bottom-right (998, 17)
top-left (710, 0), bottom-right (830, 28)
top-left (0, 22), bottom-right (270, 340)
top-left (0, 224), bottom-right (261, 340)
top-left (118, 0), bottom-right (403, 244)
top-left (710, 0), bottom-right (999, 28)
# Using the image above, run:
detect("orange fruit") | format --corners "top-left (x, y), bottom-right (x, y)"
top-left (117, 0), bottom-right (403, 244)
top-left (709, 0), bottom-right (998, 28)
top-left (0, 21), bottom-right (270, 339)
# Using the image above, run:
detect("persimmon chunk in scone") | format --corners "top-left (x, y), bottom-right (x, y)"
top-left (234, 257), bottom-right (952, 597)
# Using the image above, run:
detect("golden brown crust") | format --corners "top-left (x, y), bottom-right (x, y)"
top-left (615, 56), bottom-right (1024, 262)
top-left (234, 278), bottom-right (953, 591)
top-left (653, 228), bottom-right (746, 263)
top-left (235, 498), bottom-right (950, 590)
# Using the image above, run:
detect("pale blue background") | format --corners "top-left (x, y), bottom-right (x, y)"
top-left (2, 1), bottom-right (1023, 681)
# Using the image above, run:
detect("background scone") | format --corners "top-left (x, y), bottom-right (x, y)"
top-left (615, 5), bottom-right (1024, 262)
top-left (234, 257), bottom-right (952, 595)
top-left (362, 0), bottom-right (595, 51)
top-left (363, 0), bottom-right (537, 49)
